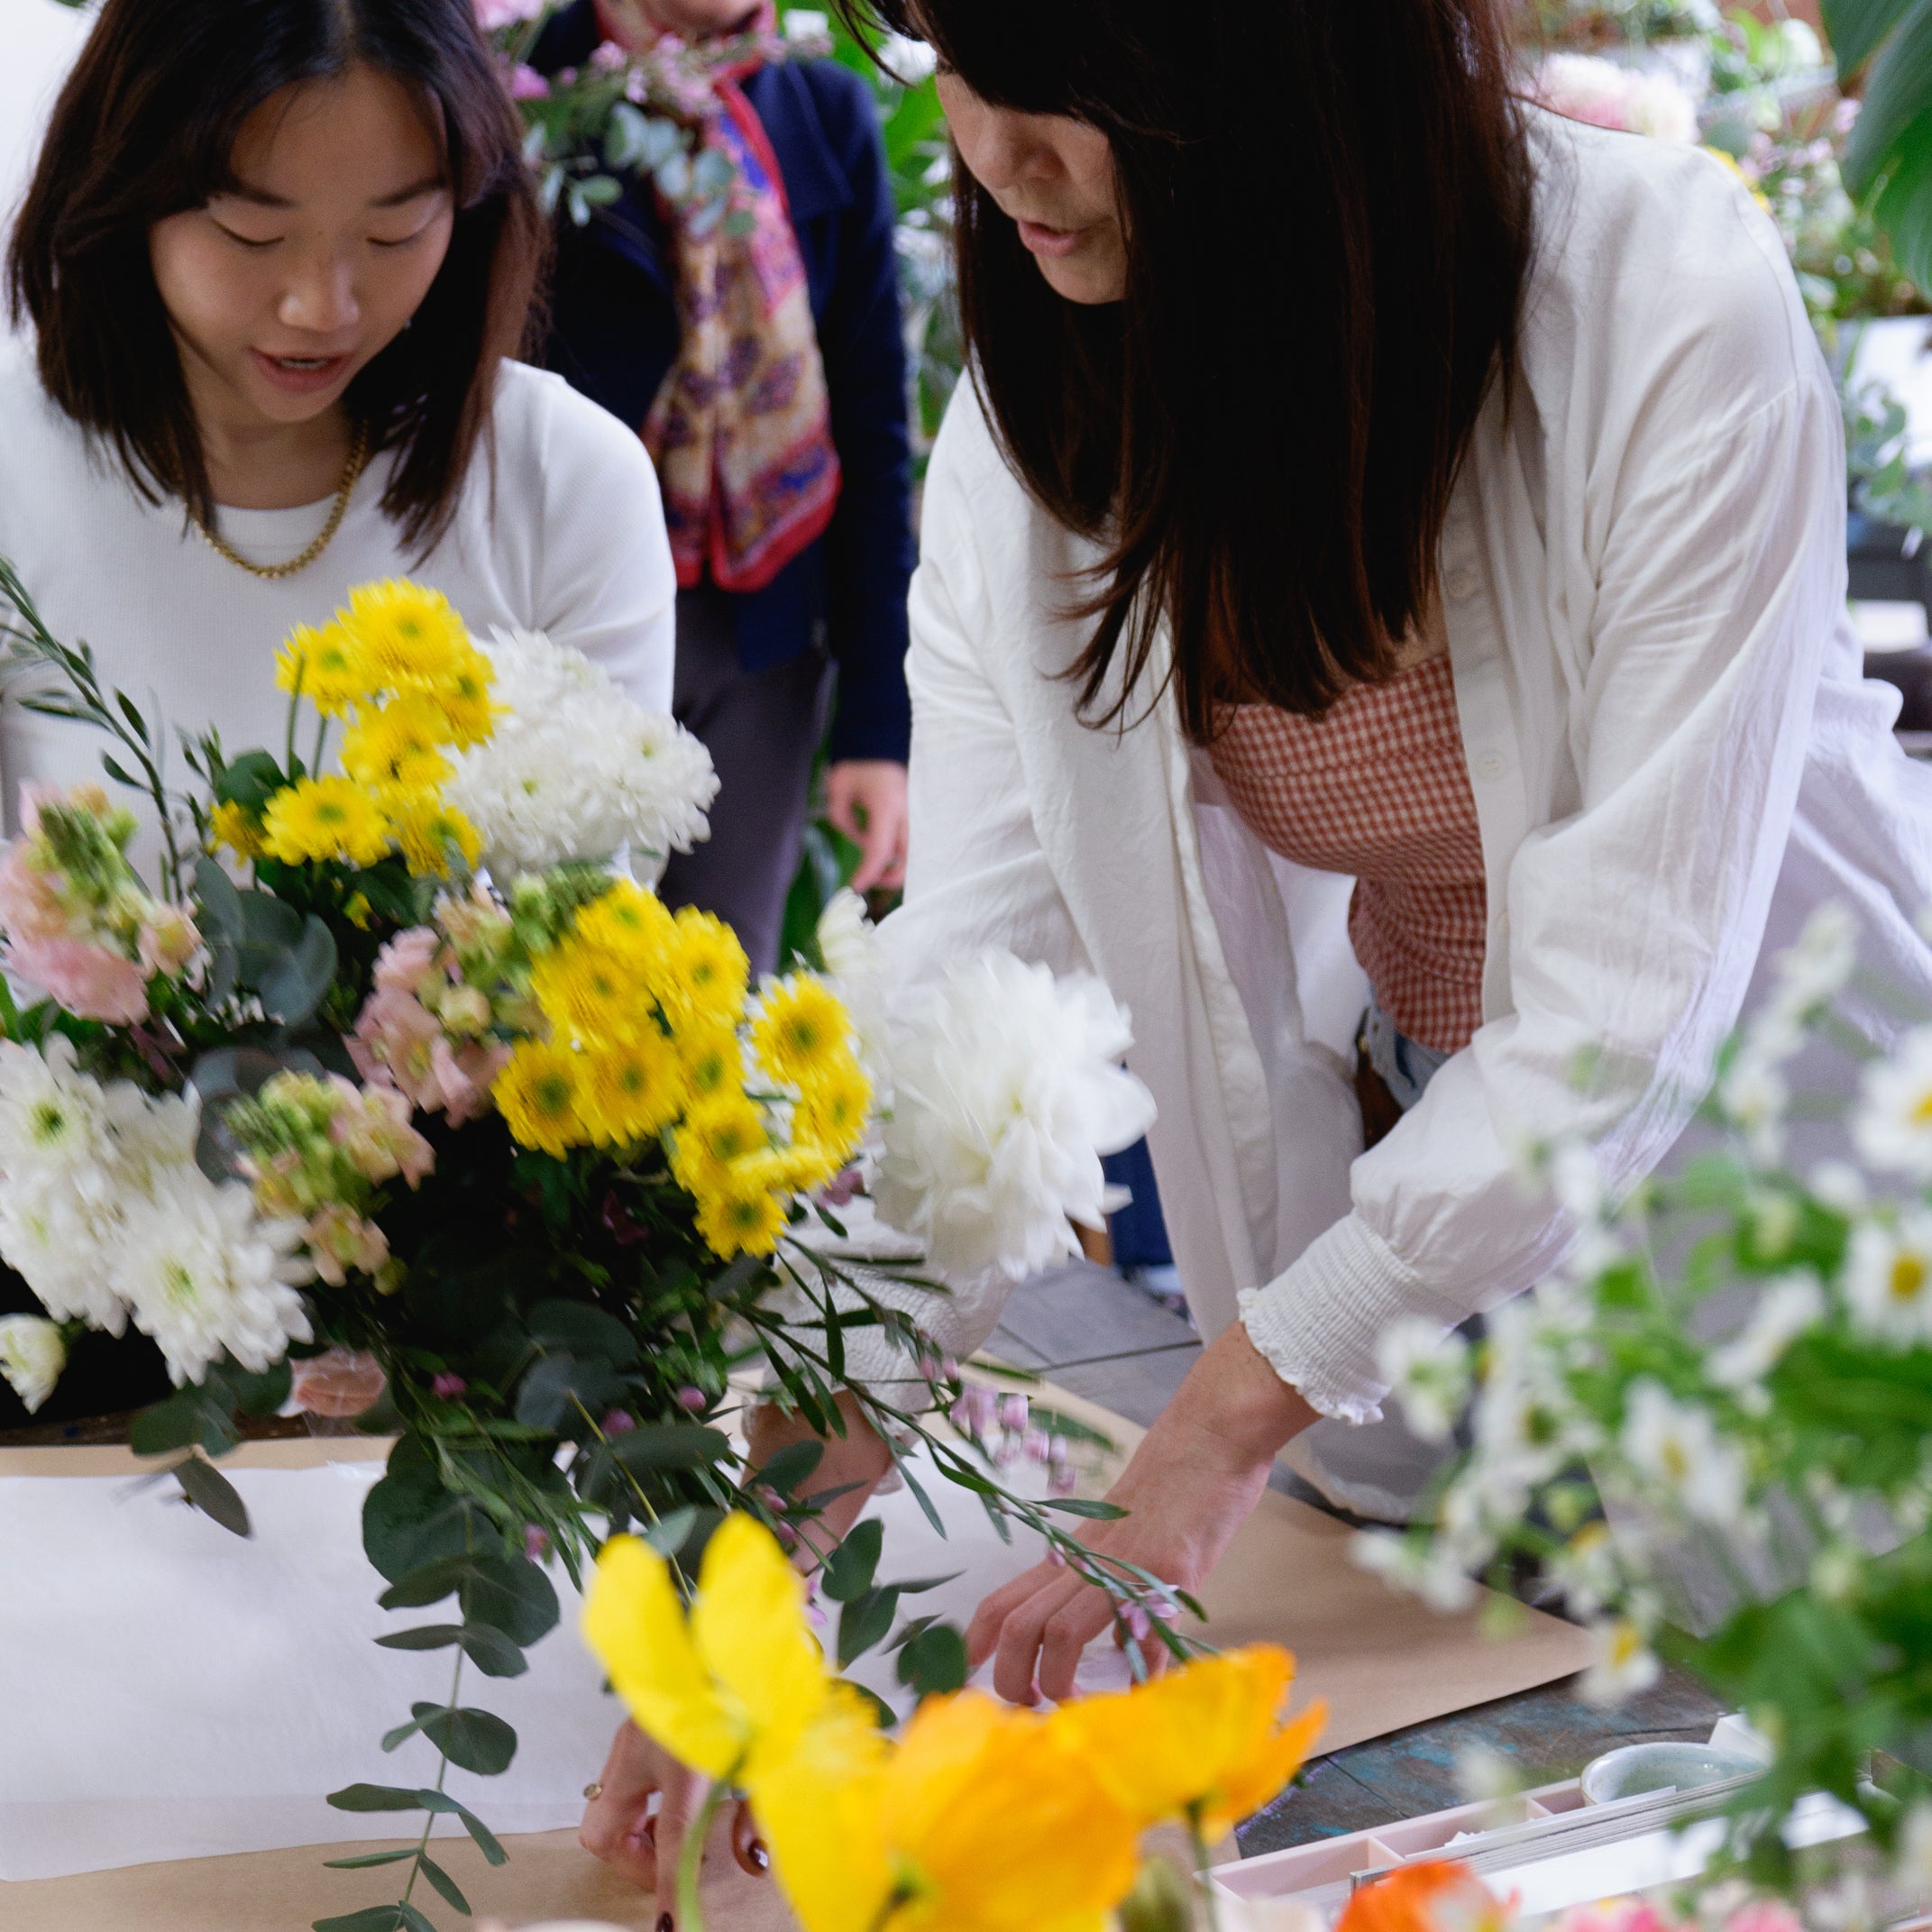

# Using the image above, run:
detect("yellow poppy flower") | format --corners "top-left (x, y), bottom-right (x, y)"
top-left (582, 1029), bottom-right (685, 1147)
top-left (750, 975), bottom-right (853, 1089)
top-left (530, 937), bottom-right (640, 1044)
top-left (755, 1690), bottom-right (1141, 1932)
top-left (793, 1053), bottom-right (872, 1163)
top-left (260, 776), bottom-right (393, 869)
top-left (1048, 1644), bottom-right (1325, 1838)
top-left (493, 1037), bottom-right (591, 1158)
top-left (694, 1172), bottom-right (791, 1259)
top-left (208, 800), bottom-right (263, 864)
top-left (581, 1515), bottom-right (832, 1785)
top-left (339, 579), bottom-right (471, 691)
top-left (275, 620), bottom-right (373, 719)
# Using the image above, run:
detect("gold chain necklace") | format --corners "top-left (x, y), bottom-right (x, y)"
top-left (191, 420), bottom-right (371, 581)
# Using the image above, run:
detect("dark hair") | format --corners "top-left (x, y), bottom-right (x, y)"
top-left (6, 0), bottom-right (545, 555)
top-left (840, 0), bottom-right (1533, 731)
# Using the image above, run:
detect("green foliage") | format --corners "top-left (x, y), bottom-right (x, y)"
top-left (1828, 0), bottom-right (1932, 290)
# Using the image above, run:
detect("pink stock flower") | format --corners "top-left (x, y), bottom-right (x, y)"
top-left (6, 935), bottom-right (150, 1022)
top-left (0, 838), bottom-right (70, 946)
top-left (473, 0), bottom-right (545, 27)
top-left (305, 1203), bottom-right (392, 1287)
top-left (138, 903), bottom-right (201, 978)
top-left (508, 63), bottom-right (549, 99)
top-left (329, 1080), bottom-right (435, 1187)
top-left (432, 1372), bottom-right (468, 1399)
top-left (426, 1035), bottom-right (509, 1126)
top-left (350, 985), bottom-right (444, 1095)
top-left (1723, 1906), bottom-right (1801, 1932)
top-left (372, 927), bottom-right (440, 998)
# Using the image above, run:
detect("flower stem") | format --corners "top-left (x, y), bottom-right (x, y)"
top-left (1189, 1807), bottom-right (1222, 1932)
top-left (675, 1777), bottom-right (730, 1932)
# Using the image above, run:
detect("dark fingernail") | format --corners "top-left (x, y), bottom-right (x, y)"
top-left (657, 1915), bottom-right (674, 1932)
top-left (749, 1838), bottom-right (770, 1872)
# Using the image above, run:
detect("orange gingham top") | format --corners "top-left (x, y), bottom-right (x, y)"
top-left (1208, 654), bottom-right (1488, 1055)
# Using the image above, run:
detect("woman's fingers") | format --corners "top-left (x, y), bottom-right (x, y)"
top-left (1035, 1584), bottom-right (1118, 1701)
top-left (650, 1759), bottom-right (713, 1911)
top-left (965, 1557), bottom-right (1061, 1667)
top-left (579, 1721), bottom-right (664, 1886)
top-left (731, 1797), bottom-right (771, 1876)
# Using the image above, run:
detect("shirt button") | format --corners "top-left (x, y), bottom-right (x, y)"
top-left (1444, 567), bottom-right (1477, 602)
top-left (1476, 750), bottom-right (1507, 781)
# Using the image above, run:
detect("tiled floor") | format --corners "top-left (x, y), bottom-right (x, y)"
top-left (982, 1258), bottom-right (1201, 1429)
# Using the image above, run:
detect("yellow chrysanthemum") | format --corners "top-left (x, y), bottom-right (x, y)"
top-left (389, 794), bottom-right (482, 880)
top-left (672, 1091), bottom-right (769, 1193)
top-left (694, 1172), bottom-right (791, 1259)
top-left (260, 776), bottom-right (393, 868)
top-left (581, 1030), bottom-right (686, 1147)
top-left (341, 692), bottom-right (457, 792)
top-left (207, 800), bottom-right (263, 864)
top-left (750, 975), bottom-right (852, 1089)
top-left (431, 643), bottom-right (499, 748)
top-left (494, 1038), bottom-right (591, 1158)
top-left (736, 1141), bottom-right (842, 1202)
top-left (572, 877), bottom-right (677, 966)
top-left (675, 1020), bottom-right (744, 1103)
top-left (793, 1055), bottom-right (871, 1163)
top-left (339, 580), bottom-right (469, 691)
top-left (530, 937), bottom-right (641, 1044)
top-left (661, 908), bottom-right (751, 1024)
top-left (274, 621), bottom-right (373, 719)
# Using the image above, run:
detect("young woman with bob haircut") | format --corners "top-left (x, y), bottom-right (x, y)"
top-left (0, 0), bottom-right (677, 846)
top-left (0, 0), bottom-right (675, 1426)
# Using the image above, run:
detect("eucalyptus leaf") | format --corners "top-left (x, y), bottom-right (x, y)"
top-left (312, 1909), bottom-right (407, 1932)
top-left (417, 1853), bottom-right (472, 1916)
top-left (325, 1783), bottom-right (427, 1813)
top-left (838, 1584), bottom-right (901, 1668)
top-left (259, 914), bottom-right (337, 1026)
top-left (173, 1453), bottom-right (252, 1537)
top-left (417, 1703), bottom-right (517, 1776)
top-left (821, 1518), bottom-right (883, 1603)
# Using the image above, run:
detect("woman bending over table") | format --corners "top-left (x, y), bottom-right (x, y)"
top-left (0, 0), bottom-right (677, 1424)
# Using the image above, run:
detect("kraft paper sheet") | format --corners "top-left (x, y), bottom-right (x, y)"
top-left (1, 1378), bottom-right (1592, 1930)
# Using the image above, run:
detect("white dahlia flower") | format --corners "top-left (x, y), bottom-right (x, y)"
top-left (111, 1165), bottom-right (313, 1386)
top-left (447, 627), bottom-right (719, 876)
top-left (871, 951), bottom-right (1157, 1280)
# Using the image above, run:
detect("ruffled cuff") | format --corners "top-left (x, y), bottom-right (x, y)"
top-left (1237, 1213), bottom-right (1451, 1425)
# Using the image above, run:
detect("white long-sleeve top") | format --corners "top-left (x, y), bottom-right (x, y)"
top-left (0, 353), bottom-right (677, 870)
top-left (856, 109), bottom-right (1932, 1421)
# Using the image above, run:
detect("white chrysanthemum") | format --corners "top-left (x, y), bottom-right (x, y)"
top-left (446, 627), bottom-right (719, 875)
top-left (1853, 1024), bottom-right (1932, 1182)
top-left (1546, 1522), bottom-right (1624, 1618)
top-left (814, 888), bottom-right (888, 1080)
top-left (1619, 1378), bottom-right (1748, 1524)
top-left (110, 1166), bottom-right (313, 1386)
top-left (1844, 1210), bottom-right (1932, 1347)
top-left (0, 1035), bottom-right (117, 1203)
top-left (0, 1175), bottom-right (129, 1332)
top-left (1579, 1616), bottom-right (1662, 1706)
top-left (1707, 1271), bottom-right (1824, 1394)
top-left (1374, 1316), bottom-right (1471, 1445)
top-left (871, 951), bottom-right (1157, 1280)
top-left (0, 1312), bottom-right (67, 1414)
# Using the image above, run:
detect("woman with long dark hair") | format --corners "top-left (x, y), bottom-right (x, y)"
top-left (829, 0), bottom-right (1932, 1703)
top-left (0, 0), bottom-right (677, 1424)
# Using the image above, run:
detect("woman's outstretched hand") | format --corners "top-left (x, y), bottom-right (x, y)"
top-left (966, 1322), bottom-right (1322, 1704)
top-left (825, 759), bottom-right (909, 893)
top-left (579, 1390), bottom-right (894, 1894)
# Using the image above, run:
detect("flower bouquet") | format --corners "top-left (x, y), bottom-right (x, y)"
top-left (0, 557), bottom-right (1168, 1931)
top-left (1361, 907), bottom-right (1932, 1909)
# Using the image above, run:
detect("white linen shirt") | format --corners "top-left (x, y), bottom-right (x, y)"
top-left (856, 110), bottom-right (1932, 1422)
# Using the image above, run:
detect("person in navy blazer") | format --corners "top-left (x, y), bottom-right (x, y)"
top-left (535, 0), bottom-right (915, 973)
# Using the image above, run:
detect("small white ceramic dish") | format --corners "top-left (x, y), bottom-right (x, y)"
top-left (1579, 1741), bottom-right (1768, 1806)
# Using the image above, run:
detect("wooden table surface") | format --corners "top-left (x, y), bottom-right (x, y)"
top-left (1236, 1665), bottom-right (1728, 1854)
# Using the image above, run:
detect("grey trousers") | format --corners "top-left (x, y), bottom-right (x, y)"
top-left (658, 585), bottom-right (833, 979)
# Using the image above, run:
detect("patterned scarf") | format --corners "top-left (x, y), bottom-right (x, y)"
top-left (596, 0), bottom-right (842, 593)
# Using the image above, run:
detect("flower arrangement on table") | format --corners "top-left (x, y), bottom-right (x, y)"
top-left (578, 1511), bottom-right (1326, 1932)
top-left (0, 558), bottom-right (1171, 1932)
top-left (1361, 906), bottom-right (1932, 1914)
